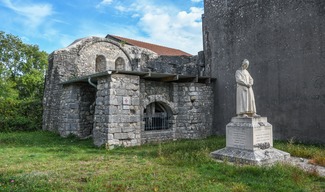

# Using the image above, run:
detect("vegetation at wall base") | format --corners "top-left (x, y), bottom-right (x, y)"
top-left (275, 138), bottom-right (325, 167)
top-left (0, 131), bottom-right (324, 192)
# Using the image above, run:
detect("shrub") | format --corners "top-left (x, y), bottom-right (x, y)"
top-left (0, 98), bottom-right (42, 132)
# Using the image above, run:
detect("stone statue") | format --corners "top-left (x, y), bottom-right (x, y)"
top-left (235, 59), bottom-right (258, 117)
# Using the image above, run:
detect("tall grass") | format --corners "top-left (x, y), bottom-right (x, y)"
top-left (0, 131), bottom-right (324, 192)
top-left (275, 138), bottom-right (325, 166)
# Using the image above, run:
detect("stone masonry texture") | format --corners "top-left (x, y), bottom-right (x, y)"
top-left (43, 36), bottom-right (213, 147)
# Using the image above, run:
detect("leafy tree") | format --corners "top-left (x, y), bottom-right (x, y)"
top-left (0, 31), bottom-right (48, 131)
top-left (0, 31), bottom-right (48, 99)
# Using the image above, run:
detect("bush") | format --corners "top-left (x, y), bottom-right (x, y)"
top-left (0, 98), bottom-right (42, 132)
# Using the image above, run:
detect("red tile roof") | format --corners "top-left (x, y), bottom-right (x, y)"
top-left (106, 34), bottom-right (192, 57)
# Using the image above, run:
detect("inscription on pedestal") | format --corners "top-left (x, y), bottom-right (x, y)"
top-left (232, 129), bottom-right (246, 147)
top-left (226, 127), bottom-right (251, 149)
top-left (253, 126), bottom-right (273, 149)
top-left (226, 117), bottom-right (273, 150)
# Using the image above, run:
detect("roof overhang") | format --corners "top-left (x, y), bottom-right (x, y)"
top-left (60, 70), bottom-right (214, 85)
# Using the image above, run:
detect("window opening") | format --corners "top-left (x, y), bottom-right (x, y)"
top-left (115, 57), bottom-right (125, 70)
top-left (96, 55), bottom-right (106, 72)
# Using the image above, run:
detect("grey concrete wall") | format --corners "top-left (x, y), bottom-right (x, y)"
top-left (204, 0), bottom-right (325, 143)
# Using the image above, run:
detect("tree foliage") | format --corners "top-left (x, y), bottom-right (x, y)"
top-left (0, 31), bottom-right (48, 99)
top-left (0, 31), bottom-right (48, 131)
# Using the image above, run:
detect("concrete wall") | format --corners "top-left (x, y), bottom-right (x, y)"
top-left (204, 0), bottom-right (325, 143)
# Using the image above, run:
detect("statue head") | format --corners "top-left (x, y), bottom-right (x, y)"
top-left (242, 59), bottom-right (249, 69)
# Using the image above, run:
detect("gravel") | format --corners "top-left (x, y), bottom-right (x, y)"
top-left (284, 156), bottom-right (325, 177)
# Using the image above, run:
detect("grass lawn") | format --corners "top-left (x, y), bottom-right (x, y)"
top-left (0, 131), bottom-right (324, 192)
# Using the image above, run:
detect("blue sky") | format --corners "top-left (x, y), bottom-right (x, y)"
top-left (0, 0), bottom-right (204, 55)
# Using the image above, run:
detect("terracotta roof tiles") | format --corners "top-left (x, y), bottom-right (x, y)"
top-left (106, 34), bottom-right (192, 57)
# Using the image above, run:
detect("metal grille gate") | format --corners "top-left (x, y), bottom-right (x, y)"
top-left (144, 112), bottom-right (169, 131)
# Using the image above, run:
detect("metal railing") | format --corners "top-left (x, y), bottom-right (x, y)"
top-left (144, 112), bottom-right (169, 131)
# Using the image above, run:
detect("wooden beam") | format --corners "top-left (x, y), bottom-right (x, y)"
top-left (162, 75), bottom-right (179, 82)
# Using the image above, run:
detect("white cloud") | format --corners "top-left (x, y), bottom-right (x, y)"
top-left (191, 0), bottom-right (202, 2)
top-left (1, 0), bottom-right (53, 29)
top-left (115, 1), bottom-right (204, 54)
top-left (96, 0), bottom-right (113, 8)
top-left (115, 5), bottom-right (128, 12)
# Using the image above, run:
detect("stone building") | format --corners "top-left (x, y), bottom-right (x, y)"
top-left (43, 35), bottom-right (213, 147)
top-left (203, 0), bottom-right (325, 144)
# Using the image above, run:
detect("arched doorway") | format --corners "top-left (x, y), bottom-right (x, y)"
top-left (143, 102), bottom-right (171, 131)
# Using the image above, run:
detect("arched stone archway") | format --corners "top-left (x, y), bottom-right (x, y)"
top-left (143, 101), bottom-right (172, 131)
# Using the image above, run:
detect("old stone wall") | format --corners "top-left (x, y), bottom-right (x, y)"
top-left (175, 83), bottom-right (213, 139)
top-left (140, 80), bottom-right (176, 143)
top-left (43, 35), bottom-right (214, 147)
top-left (140, 80), bottom-right (213, 143)
top-left (43, 49), bottom-right (78, 132)
top-left (59, 83), bottom-right (96, 137)
top-left (142, 54), bottom-right (207, 77)
top-left (204, 0), bottom-right (325, 143)
top-left (43, 37), bottom-right (152, 133)
top-left (93, 74), bottom-right (141, 147)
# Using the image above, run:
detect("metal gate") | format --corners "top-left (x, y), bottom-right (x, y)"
top-left (144, 112), bottom-right (169, 131)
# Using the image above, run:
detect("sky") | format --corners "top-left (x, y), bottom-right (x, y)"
top-left (0, 0), bottom-right (204, 55)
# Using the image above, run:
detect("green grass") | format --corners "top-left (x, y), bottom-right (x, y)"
top-left (0, 131), bottom-right (324, 192)
top-left (275, 138), bottom-right (325, 166)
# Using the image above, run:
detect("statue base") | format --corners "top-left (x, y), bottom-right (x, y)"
top-left (211, 117), bottom-right (290, 165)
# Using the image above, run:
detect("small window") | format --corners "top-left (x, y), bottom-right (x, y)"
top-left (115, 57), bottom-right (125, 70)
top-left (96, 55), bottom-right (106, 72)
top-left (143, 102), bottom-right (170, 131)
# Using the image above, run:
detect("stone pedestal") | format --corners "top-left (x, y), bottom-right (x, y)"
top-left (211, 117), bottom-right (290, 165)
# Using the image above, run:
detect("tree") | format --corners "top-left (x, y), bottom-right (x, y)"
top-left (0, 31), bottom-right (48, 99)
top-left (0, 31), bottom-right (48, 132)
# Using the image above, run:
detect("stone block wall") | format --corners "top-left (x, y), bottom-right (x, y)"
top-left (59, 83), bottom-right (96, 137)
top-left (43, 50), bottom-right (78, 132)
top-left (175, 83), bottom-right (213, 139)
top-left (140, 80), bottom-right (213, 143)
top-left (43, 35), bottom-right (214, 147)
top-left (140, 80), bottom-right (176, 143)
top-left (93, 74), bottom-right (141, 147)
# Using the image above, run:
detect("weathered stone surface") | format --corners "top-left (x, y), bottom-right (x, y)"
top-left (43, 35), bottom-right (214, 147)
top-left (211, 117), bottom-right (290, 165)
top-left (204, 0), bottom-right (325, 143)
top-left (211, 147), bottom-right (290, 165)
top-left (226, 117), bottom-right (272, 150)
